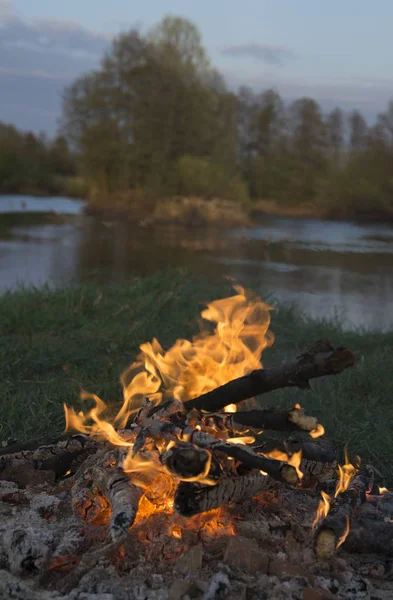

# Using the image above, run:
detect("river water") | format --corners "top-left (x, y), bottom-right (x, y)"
top-left (1, 195), bottom-right (393, 331)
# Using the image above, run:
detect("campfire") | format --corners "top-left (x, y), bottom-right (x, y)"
top-left (1, 287), bottom-right (393, 599)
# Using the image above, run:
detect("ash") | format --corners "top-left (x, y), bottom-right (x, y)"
top-left (1, 481), bottom-right (392, 600)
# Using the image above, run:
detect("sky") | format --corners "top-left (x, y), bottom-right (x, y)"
top-left (1, 0), bottom-right (393, 134)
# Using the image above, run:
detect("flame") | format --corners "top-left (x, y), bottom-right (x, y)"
top-left (64, 286), bottom-right (274, 440)
top-left (335, 452), bottom-right (357, 497)
top-left (336, 516), bottom-right (350, 548)
top-left (312, 491), bottom-right (331, 529)
top-left (309, 424), bottom-right (325, 439)
top-left (379, 486), bottom-right (389, 495)
top-left (265, 449), bottom-right (304, 480)
top-left (226, 436), bottom-right (255, 445)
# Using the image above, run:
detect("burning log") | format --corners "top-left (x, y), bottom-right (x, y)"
top-left (186, 340), bottom-right (357, 413)
top-left (91, 456), bottom-right (143, 542)
top-left (160, 446), bottom-right (221, 482)
top-left (203, 406), bottom-right (322, 435)
top-left (174, 471), bottom-right (278, 516)
top-left (315, 468), bottom-right (370, 560)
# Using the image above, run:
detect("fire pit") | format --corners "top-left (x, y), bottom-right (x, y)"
top-left (1, 287), bottom-right (392, 599)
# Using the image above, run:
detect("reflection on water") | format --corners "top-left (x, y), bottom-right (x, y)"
top-left (1, 195), bottom-right (393, 330)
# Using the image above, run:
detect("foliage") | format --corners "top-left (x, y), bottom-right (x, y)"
top-left (1, 271), bottom-right (393, 481)
top-left (2, 13), bottom-right (393, 219)
top-left (0, 123), bottom-right (78, 196)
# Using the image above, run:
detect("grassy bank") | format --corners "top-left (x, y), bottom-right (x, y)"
top-left (1, 270), bottom-right (393, 482)
top-left (252, 199), bottom-right (393, 223)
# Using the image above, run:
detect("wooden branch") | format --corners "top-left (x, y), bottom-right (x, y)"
top-left (315, 469), bottom-right (370, 560)
top-left (188, 430), bottom-right (299, 485)
top-left (174, 471), bottom-right (278, 516)
top-left (256, 439), bottom-right (338, 486)
top-left (203, 407), bottom-right (321, 434)
top-left (185, 340), bottom-right (357, 413)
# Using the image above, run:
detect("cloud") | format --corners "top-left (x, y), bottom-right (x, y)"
top-left (0, 2), bottom-right (112, 132)
top-left (220, 43), bottom-right (295, 66)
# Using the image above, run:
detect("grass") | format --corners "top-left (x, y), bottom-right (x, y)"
top-left (1, 269), bottom-right (393, 483)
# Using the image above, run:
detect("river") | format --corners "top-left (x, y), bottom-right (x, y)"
top-left (1, 194), bottom-right (393, 331)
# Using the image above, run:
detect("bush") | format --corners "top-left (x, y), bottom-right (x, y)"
top-left (175, 155), bottom-right (249, 204)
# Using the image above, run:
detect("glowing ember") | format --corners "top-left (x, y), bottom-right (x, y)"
top-left (170, 525), bottom-right (182, 539)
top-left (312, 491), bottom-right (331, 529)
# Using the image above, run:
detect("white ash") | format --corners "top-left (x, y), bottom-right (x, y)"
top-left (1, 480), bottom-right (393, 600)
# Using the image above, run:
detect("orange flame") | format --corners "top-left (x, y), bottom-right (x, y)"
top-left (312, 491), bottom-right (331, 529)
top-left (336, 516), bottom-right (350, 548)
top-left (335, 452), bottom-right (357, 497)
top-left (264, 449), bottom-right (304, 480)
top-left (379, 486), bottom-right (389, 495)
top-left (64, 286), bottom-right (274, 442)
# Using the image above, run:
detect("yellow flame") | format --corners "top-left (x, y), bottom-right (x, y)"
top-left (312, 491), bottom-right (331, 529)
top-left (309, 424), bottom-right (325, 439)
top-left (264, 449), bottom-right (304, 480)
top-left (335, 452), bottom-right (357, 497)
top-left (226, 436), bottom-right (255, 445)
top-left (64, 286), bottom-right (274, 445)
top-left (224, 404), bottom-right (237, 413)
top-left (336, 516), bottom-right (350, 548)
top-left (379, 486), bottom-right (389, 495)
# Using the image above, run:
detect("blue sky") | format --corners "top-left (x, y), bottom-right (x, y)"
top-left (2, 0), bottom-right (393, 133)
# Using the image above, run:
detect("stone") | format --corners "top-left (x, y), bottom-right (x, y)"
top-left (223, 535), bottom-right (269, 574)
top-left (175, 544), bottom-right (203, 574)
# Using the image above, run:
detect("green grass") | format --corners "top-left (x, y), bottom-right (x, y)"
top-left (1, 269), bottom-right (393, 482)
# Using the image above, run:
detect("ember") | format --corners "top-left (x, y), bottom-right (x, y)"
top-left (1, 287), bottom-right (391, 599)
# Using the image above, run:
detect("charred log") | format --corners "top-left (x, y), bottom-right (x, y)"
top-left (174, 471), bottom-right (277, 516)
top-left (186, 341), bottom-right (357, 413)
top-left (0, 434), bottom-right (99, 482)
top-left (315, 469), bottom-right (370, 560)
top-left (160, 446), bottom-right (222, 482)
top-left (188, 430), bottom-right (299, 485)
top-left (343, 517), bottom-right (393, 556)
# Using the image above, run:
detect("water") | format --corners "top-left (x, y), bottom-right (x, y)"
top-left (1, 194), bottom-right (393, 331)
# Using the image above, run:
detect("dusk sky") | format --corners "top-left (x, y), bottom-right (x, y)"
top-left (1, 0), bottom-right (393, 134)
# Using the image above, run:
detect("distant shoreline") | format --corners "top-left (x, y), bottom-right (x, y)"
top-left (2, 192), bottom-right (393, 227)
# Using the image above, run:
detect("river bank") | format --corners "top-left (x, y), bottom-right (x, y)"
top-left (252, 199), bottom-right (393, 224)
top-left (1, 270), bottom-right (392, 481)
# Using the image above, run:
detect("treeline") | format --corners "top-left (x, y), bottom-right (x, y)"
top-left (61, 16), bottom-right (393, 220)
top-left (0, 123), bottom-right (83, 197)
top-left (2, 15), bottom-right (392, 220)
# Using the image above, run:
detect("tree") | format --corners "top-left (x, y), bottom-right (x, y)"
top-left (326, 107), bottom-right (344, 161)
top-left (348, 110), bottom-right (368, 153)
top-left (377, 100), bottom-right (393, 149)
